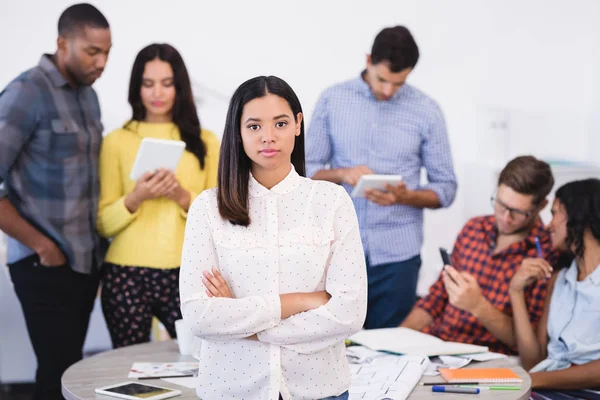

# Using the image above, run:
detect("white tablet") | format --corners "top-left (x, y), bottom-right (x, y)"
top-left (129, 138), bottom-right (186, 181)
top-left (95, 381), bottom-right (181, 399)
top-left (350, 174), bottom-right (404, 197)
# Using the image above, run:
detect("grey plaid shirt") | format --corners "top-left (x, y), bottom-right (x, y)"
top-left (0, 55), bottom-right (105, 274)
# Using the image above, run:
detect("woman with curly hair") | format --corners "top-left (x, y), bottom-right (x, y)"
top-left (510, 178), bottom-right (600, 397)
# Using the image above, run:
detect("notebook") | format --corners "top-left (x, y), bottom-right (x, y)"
top-left (439, 368), bottom-right (523, 383)
top-left (348, 328), bottom-right (488, 356)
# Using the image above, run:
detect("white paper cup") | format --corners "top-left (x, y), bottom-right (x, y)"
top-left (174, 319), bottom-right (194, 355)
top-left (191, 336), bottom-right (202, 360)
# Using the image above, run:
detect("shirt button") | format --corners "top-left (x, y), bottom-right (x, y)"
top-left (372, 123), bottom-right (377, 128)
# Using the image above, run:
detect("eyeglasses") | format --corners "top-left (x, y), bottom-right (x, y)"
top-left (490, 195), bottom-right (534, 221)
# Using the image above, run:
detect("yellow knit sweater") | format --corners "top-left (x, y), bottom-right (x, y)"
top-left (97, 121), bottom-right (220, 268)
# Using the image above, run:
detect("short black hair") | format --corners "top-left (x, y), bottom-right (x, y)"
top-left (58, 3), bottom-right (109, 37)
top-left (371, 26), bottom-right (419, 72)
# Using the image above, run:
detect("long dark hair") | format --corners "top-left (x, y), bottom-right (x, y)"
top-left (555, 178), bottom-right (600, 260)
top-left (217, 76), bottom-right (306, 226)
top-left (126, 43), bottom-right (206, 168)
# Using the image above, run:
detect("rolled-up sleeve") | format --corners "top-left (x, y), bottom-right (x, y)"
top-left (179, 193), bottom-right (282, 342)
top-left (0, 81), bottom-right (39, 199)
top-left (420, 103), bottom-right (457, 208)
top-left (306, 91), bottom-right (333, 179)
top-left (257, 186), bottom-right (367, 354)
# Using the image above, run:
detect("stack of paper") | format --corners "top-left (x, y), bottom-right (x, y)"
top-left (349, 353), bottom-right (428, 400)
top-left (348, 328), bottom-right (488, 357)
top-left (128, 362), bottom-right (198, 378)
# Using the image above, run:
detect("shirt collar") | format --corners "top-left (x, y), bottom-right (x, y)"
top-left (482, 216), bottom-right (498, 246)
top-left (564, 260), bottom-right (578, 285)
top-left (484, 215), bottom-right (546, 253)
top-left (354, 70), bottom-right (406, 101)
top-left (248, 164), bottom-right (301, 198)
top-left (589, 264), bottom-right (600, 286)
top-left (564, 260), bottom-right (600, 286)
top-left (525, 218), bottom-right (547, 248)
top-left (355, 71), bottom-right (374, 98)
top-left (38, 54), bottom-right (70, 88)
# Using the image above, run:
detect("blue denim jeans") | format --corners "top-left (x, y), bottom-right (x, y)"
top-left (280, 392), bottom-right (349, 400)
top-left (322, 391), bottom-right (349, 400)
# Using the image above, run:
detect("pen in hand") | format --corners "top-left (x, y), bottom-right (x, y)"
top-left (534, 236), bottom-right (544, 258)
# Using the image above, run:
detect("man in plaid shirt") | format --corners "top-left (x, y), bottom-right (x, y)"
top-left (402, 156), bottom-right (563, 355)
top-left (0, 4), bottom-right (111, 399)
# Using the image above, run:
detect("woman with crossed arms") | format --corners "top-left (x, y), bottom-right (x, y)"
top-left (180, 76), bottom-right (367, 399)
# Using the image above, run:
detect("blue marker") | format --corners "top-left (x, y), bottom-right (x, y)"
top-left (432, 386), bottom-right (480, 394)
top-left (535, 236), bottom-right (544, 258)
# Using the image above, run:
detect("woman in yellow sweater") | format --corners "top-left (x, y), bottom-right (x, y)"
top-left (97, 43), bottom-right (220, 348)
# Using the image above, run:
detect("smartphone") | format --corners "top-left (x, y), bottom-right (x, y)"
top-left (95, 382), bottom-right (181, 400)
top-left (439, 247), bottom-right (452, 266)
top-left (439, 247), bottom-right (459, 285)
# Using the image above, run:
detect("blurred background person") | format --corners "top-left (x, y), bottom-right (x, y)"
top-left (97, 43), bottom-right (220, 348)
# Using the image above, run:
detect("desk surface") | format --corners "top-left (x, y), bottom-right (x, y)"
top-left (62, 340), bottom-right (531, 400)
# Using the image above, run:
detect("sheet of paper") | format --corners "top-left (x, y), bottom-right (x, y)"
top-left (349, 328), bottom-right (488, 356)
top-left (459, 352), bottom-right (508, 362)
top-left (128, 362), bottom-right (198, 378)
top-left (348, 354), bottom-right (428, 400)
top-left (438, 355), bottom-right (473, 369)
top-left (346, 346), bottom-right (388, 364)
top-left (162, 376), bottom-right (197, 389)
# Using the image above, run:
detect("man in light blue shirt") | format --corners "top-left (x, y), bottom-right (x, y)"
top-left (306, 26), bottom-right (457, 329)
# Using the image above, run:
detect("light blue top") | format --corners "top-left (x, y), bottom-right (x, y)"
top-left (306, 74), bottom-right (457, 266)
top-left (530, 260), bottom-right (600, 372)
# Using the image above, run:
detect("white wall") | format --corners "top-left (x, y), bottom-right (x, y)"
top-left (1, 2), bottom-right (599, 380)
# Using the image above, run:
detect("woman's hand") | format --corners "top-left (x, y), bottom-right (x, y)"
top-left (510, 258), bottom-right (553, 292)
top-left (201, 268), bottom-right (332, 320)
top-left (163, 171), bottom-right (191, 211)
top-left (125, 169), bottom-right (175, 212)
top-left (202, 268), bottom-right (233, 298)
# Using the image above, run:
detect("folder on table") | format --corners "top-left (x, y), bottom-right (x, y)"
top-left (439, 368), bottom-right (523, 383)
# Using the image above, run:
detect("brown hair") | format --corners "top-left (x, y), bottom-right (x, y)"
top-left (498, 155), bottom-right (554, 205)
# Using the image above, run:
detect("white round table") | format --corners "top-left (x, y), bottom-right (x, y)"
top-left (62, 340), bottom-right (531, 399)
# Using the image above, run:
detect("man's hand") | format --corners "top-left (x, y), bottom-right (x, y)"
top-left (443, 265), bottom-right (486, 315)
top-left (365, 182), bottom-right (413, 206)
top-left (341, 165), bottom-right (374, 186)
top-left (35, 238), bottom-right (67, 267)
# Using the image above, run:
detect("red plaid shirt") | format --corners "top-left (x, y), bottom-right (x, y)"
top-left (416, 215), bottom-right (559, 355)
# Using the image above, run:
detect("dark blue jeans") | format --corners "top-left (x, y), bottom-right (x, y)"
top-left (279, 392), bottom-right (349, 400)
top-left (364, 255), bottom-right (422, 329)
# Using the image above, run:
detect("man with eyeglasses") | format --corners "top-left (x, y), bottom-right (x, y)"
top-left (401, 156), bottom-right (561, 355)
